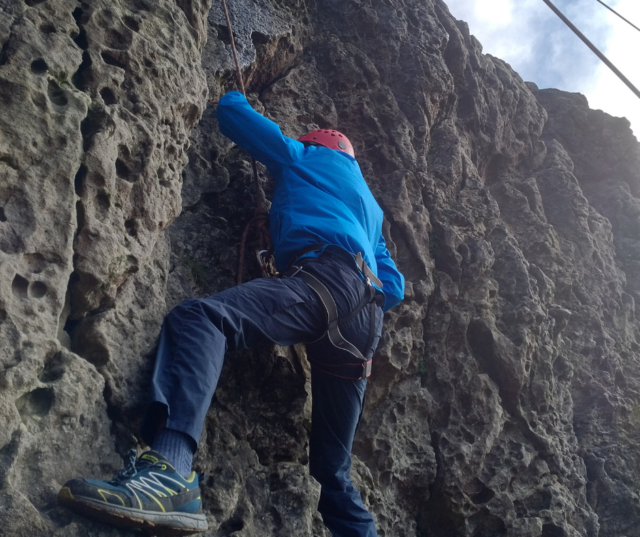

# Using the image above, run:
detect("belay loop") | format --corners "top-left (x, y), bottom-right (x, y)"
top-left (219, 0), bottom-right (275, 283)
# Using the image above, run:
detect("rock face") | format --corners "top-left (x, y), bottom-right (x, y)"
top-left (1, 0), bottom-right (639, 536)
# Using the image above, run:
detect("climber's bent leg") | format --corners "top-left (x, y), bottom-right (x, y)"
top-left (57, 276), bottom-right (325, 536)
top-left (141, 276), bottom-right (325, 448)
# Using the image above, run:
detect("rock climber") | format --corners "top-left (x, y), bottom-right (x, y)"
top-left (57, 90), bottom-right (405, 537)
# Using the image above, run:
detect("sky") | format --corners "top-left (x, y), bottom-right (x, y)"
top-left (444, 0), bottom-right (640, 138)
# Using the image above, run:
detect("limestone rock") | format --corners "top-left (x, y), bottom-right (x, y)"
top-left (1, 0), bottom-right (639, 536)
top-left (0, 0), bottom-right (209, 534)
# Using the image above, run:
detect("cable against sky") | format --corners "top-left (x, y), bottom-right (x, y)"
top-left (444, 0), bottom-right (640, 137)
top-left (596, 0), bottom-right (640, 33)
top-left (541, 0), bottom-right (640, 99)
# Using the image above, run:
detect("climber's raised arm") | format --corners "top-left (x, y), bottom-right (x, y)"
top-left (216, 90), bottom-right (301, 177)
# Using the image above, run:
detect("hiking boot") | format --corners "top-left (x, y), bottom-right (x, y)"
top-left (58, 450), bottom-right (208, 536)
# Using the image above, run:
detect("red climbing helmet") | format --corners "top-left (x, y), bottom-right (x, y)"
top-left (298, 129), bottom-right (355, 157)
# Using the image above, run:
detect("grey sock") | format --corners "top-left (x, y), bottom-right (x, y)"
top-left (151, 428), bottom-right (194, 478)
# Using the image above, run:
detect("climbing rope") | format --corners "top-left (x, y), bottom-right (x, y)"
top-left (219, 0), bottom-right (274, 284)
top-left (596, 0), bottom-right (640, 34)
top-left (220, 0), bottom-right (246, 95)
top-left (542, 0), bottom-right (640, 100)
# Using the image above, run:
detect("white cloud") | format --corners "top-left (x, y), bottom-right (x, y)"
top-left (443, 0), bottom-right (639, 138)
top-left (447, 0), bottom-right (545, 62)
top-left (471, 0), bottom-right (514, 26)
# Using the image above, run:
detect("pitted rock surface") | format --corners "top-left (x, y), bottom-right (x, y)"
top-left (1, 0), bottom-right (639, 536)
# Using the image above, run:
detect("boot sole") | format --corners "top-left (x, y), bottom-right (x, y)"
top-left (58, 486), bottom-right (208, 536)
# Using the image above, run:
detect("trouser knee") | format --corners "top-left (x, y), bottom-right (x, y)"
top-left (165, 298), bottom-right (224, 328)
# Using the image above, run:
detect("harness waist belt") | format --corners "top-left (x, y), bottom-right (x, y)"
top-left (287, 244), bottom-right (383, 289)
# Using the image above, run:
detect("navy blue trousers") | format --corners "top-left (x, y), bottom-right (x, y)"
top-left (141, 253), bottom-right (382, 537)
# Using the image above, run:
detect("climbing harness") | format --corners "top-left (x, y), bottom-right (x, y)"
top-left (285, 245), bottom-right (384, 380)
top-left (286, 243), bottom-right (383, 288)
top-left (542, 0), bottom-right (640, 100)
top-left (219, 0), bottom-right (275, 284)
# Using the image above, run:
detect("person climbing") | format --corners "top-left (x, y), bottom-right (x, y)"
top-left (57, 90), bottom-right (405, 537)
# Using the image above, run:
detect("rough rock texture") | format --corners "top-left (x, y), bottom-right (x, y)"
top-left (0, 0), bottom-right (209, 534)
top-left (1, 0), bottom-right (640, 536)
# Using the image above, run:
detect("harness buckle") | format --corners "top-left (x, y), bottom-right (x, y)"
top-left (284, 265), bottom-right (304, 279)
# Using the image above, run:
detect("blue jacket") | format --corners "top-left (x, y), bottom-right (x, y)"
top-left (217, 91), bottom-right (404, 311)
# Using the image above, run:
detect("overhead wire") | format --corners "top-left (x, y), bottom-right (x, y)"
top-left (596, 0), bottom-right (640, 34)
top-left (541, 0), bottom-right (640, 100)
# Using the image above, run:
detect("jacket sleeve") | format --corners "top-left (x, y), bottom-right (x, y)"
top-left (375, 233), bottom-right (405, 312)
top-left (216, 91), bottom-right (301, 177)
